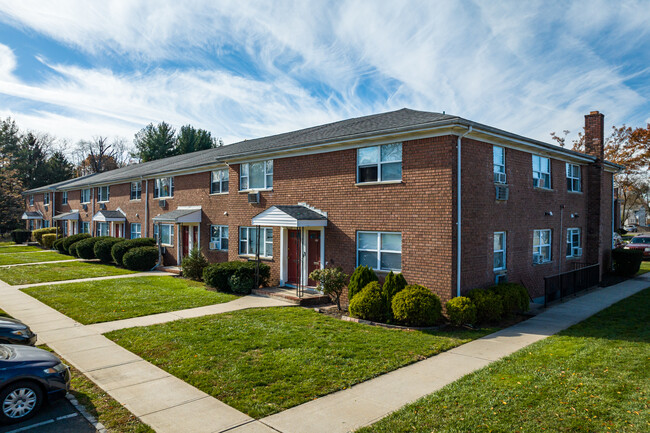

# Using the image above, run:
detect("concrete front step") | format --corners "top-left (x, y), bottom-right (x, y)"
top-left (252, 287), bottom-right (331, 306)
top-left (158, 266), bottom-right (182, 275)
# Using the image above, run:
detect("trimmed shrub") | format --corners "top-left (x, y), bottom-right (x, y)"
top-left (94, 238), bottom-right (125, 263)
top-left (62, 233), bottom-right (91, 254)
top-left (69, 241), bottom-right (82, 257)
top-left (612, 248), bottom-right (643, 277)
top-left (228, 267), bottom-right (256, 294)
top-left (348, 281), bottom-right (387, 322)
top-left (10, 229), bottom-right (31, 244)
top-left (123, 246), bottom-right (159, 271)
top-left (42, 233), bottom-right (58, 249)
top-left (75, 236), bottom-right (111, 260)
top-left (53, 238), bottom-right (66, 252)
top-left (181, 248), bottom-right (209, 281)
top-left (309, 266), bottom-right (349, 311)
top-left (111, 238), bottom-right (156, 266)
top-left (391, 284), bottom-right (442, 327)
top-left (203, 261), bottom-right (270, 293)
top-left (445, 296), bottom-right (477, 326)
top-left (382, 271), bottom-right (407, 318)
top-left (32, 227), bottom-right (58, 246)
top-left (347, 265), bottom-right (378, 301)
top-left (490, 283), bottom-right (529, 315)
top-left (468, 288), bottom-right (504, 323)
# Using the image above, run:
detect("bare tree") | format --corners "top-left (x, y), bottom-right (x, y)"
top-left (74, 136), bottom-right (134, 176)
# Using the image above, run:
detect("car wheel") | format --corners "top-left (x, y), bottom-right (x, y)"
top-left (0, 381), bottom-right (44, 424)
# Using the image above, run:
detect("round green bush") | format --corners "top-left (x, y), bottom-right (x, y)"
top-left (112, 238), bottom-right (156, 266)
top-left (53, 238), bottom-right (66, 252)
top-left (74, 236), bottom-right (111, 260)
top-left (32, 227), bottom-right (58, 246)
top-left (203, 261), bottom-right (270, 292)
top-left (122, 246), bottom-right (159, 271)
top-left (11, 229), bottom-right (31, 244)
top-left (94, 238), bottom-right (125, 263)
top-left (391, 284), bottom-right (442, 327)
top-left (468, 288), bottom-right (504, 323)
top-left (445, 296), bottom-right (477, 326)
top-left (42, 233), bottom-right (58, 249)
top-left (347, 265), bottom-right (378, 301)
top-left (490, 283), bottom-right (529, 315)
top-left (228, 267), bottom-right (255, 294)
top-left (181, 248), bottom-right (209, 281)
top-left (62, 233), bottom-right (91, 254)
top-left (612, 248), bottom-right (643, 277)
top-left (68, 241), bottom-right (82, 257)
top-left (348, 281), bottom-right (388, 322)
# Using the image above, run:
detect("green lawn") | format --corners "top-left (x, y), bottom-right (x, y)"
top-left (358, 288), bottom-right (650, 433)
top-left (23, 276), bottom-right (239, 324)
top-left (0, 245), bottom-right (44, 253)
top-left (0, 261), bottom-right (136, 285)
top-left (107, 308), bottom-right (496, 419)
top-left (0, 251), bottom-right (76, 266)
top-left (637, 261), bottom-right (650, 275)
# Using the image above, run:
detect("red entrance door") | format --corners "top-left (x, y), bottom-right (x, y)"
top-left (115, 224), bottom-right (122, 238)
top-left (182, 226), bottom-right (189, 259)
top-left (307, 231), bottom-right (321, 286)
top-left (287, 229), bottom-right (300, 284)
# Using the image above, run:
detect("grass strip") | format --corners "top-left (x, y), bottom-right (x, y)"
top-left (0, 251), bottom-right (76, 266)
top-left (0, 261), bottom-right (135, 285)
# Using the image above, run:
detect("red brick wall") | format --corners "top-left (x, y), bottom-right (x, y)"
top-left (25, 192), bottom-right (53, 230)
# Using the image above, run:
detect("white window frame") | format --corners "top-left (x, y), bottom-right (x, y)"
top-left (566, 228), bottom-right (582, 258)
top-left (130, 223), bottom-right (142, 239)
top-left (61, 191), bottom-right (68, 205)
top-left (493, 231), bottom-right (506, 271)
top-left (43, 192), bottom-right (50, 206)
top-left (356, 231), bottom-right (402, 272)
top-left (533, 229), bottom-right (552, 263)
top-left (81, 222), bottom-right (90, 234)
top-left (29, 195), bottom-right (34, 206)
top-left (97, 186), bottom-right (110, 203)
top-left (239, 226), bottom-right (273, 257)
top-left (357, 143), bottom-right (402, 184)
top-left (96, 222), bottom-right (109, 237)
top-left (154, 223), bottom-right (174, 246)
top-left (211, 169), bottom-right (229, 194)
top-left (210, 225), bottom-right (229, 250)
top-left (493, 146), bottom-right (506, 183)
top-left (532, 155), bottom-right (551, 189)
top-left (153, 177), bottom-right (174, 199)
top-left (239, 160), bottom-right (273, 191)
top-left (81, 189), bottom-right (91, 204)
top-left (130, 182), bottom-right (142, 200)
top-left (42, 220), bottom-right (50, 228)
top-left (566, 163), bottom-right (581, 192)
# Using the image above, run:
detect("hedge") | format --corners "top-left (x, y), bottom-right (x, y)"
top-left (10, 229), bottom-right (31, 244)
top-left (94, 238), bottom-right (125, 263)
top-left (75, 236), bottom-right (111, 260)
top-left (391, 284), bottom-right (442, 327)
top-left (69, 241), bottom-right (82, 257)
top-left (347, 265), bottom-right (378, 301)
top-left (489, 283), bottom-right (529, 315)
top-left (33, 227), bottom-right (59, 246)
top-left (348, 281), bottom-right (387, 322)
top-left (123, 246), bottom-right (159, 271)
top-left (468, 288), bottom-right (504, 323)
top-left (111, 238), bottom-right (156, 266)
top-left (612, 248), bottom-right (643, 277)
top-left (445, 296), bottom-right (477, 326)
top-left (42, 233), bottom-right (58, 249)
top-left (203, 261), bottom-right (270, 294)
top-left (53, 238), bottom-right (66, 252)
top-left (62, 233), bottom-right (91, 254)
top-left (382, 271), bottom-right (407, 319)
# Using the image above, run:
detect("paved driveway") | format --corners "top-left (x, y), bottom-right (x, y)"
top-left (0, 395), bottom-right (96, 433)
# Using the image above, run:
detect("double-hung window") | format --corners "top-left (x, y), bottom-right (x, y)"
top-left (566, 228), bottom-right (581, 258)
top-left (130, 223), bottom-right (142, 239)
top-left (61, 191), bottom-right (68, 205)
top-left (96, 222), bottom-right (109, 237)
top-left (493, 146), bottom-right (506, 183)
top-left (566, 164), bottom-right (581, 192)
top-left (29, 195), bottom-right (34, 206)
top-left (81, 222), bottom-right (90, 234)
top-left (210, 225), bottom-right (229, 250)
top-left (43, 192), bottom-right (50, 206)
top-left (533, 229), bottom-right (552, 263)
top-left (494, 232), bottom-right (506, 271)
top-left (81, 189), bottom-right (91, 204)
top-left (130, 182), bottom-right (142, 200)
top-left (154, 224), bottom-right (174, 245)
top-left (357, 231), bottom-right (402, 271)
top-left (239, 226), bottom-right (273, 257)
top-left (97, 186), bottom-right (109, 202)
top-left (153, 177), bottom-right (174, 199)
top-left (211, 169), bottom-right (229, 194)
top-left (42, 220), bottom-right (50, 228)
top-left (532, 155), bottom-right (551, 189)
top-left (357, 143), bottom-right (402, 183)
top-left (240, 161), bottom-right (272, 190)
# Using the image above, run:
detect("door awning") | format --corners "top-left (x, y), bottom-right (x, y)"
top-left (21, 211), bottom-right (43, 220)
top-left (252, 205), bottom-right (327, 227)
top-left (92, 210), bottom-right (126, 222)
top-left (153, 207), bottom-right (202, 223)
top-left (53, 210), bottom-right (80, 221)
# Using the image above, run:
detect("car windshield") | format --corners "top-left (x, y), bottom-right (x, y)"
top-left (0, 345), bottom-right (10, 360)
top-left (630, 237), bottom-right (650, 244)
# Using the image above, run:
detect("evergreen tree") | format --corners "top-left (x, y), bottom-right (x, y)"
top-left (347, 265), bottom-right (378, 301)
top-left (176, 125), bottom-right (217, 154)
top-left (133, 122), bottom-right (177, 162)
top-left (44, 151), bottom-right (75, 185)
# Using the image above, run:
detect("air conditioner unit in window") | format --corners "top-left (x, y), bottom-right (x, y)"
top-left (209, 241), bottom-right (218, 250)
top-left (82, 204), bottom-right (88, 211)
top-left (160, 247), bottom-right (166, 255)
top-left (494, 172), bottom-right (506, 184)
top-left (158, 199), bottom-right (167, 208)
top-left (573, 247), bottom-right (582, 257)
top-left (495, 185), bottom-right (509, 201)
top-left (248, 192), bottom-right (260, 204)
top-left (495, 273), bottom-right (508, 284)
top-left (532, 253), bottom-right (544, 265)
top-left (99, 203), bottom-right (106, 210)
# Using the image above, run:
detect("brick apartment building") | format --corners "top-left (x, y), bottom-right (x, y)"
top-left (22, 109), bottom-right (620, 303)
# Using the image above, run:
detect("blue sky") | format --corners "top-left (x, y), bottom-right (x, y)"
top-left (0, 0), bottom-right (648, 153)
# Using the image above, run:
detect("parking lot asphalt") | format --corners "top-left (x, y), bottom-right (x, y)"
top-left (0, 395), bottom-right (96, 433)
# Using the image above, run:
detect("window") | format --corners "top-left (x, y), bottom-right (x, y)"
top-left (29, 195), bottom-right (34, 206)
top-left (211, 169), bottom-right (229, 194)
top-left (130, 182), bottom-right (142, 200)
top-left (96, 222), bottom-right (109, 237)
top-left (494, 232), bottom-right (506, 270)
top-left (153, 177), bottom-right (174, 199)
top-left (154, 224), bottom-right (174, 245)
top-left (493, 146), bottom-right (506, 183)
top-left (97, 186), bottom-right (110, 202)
top-left (357, 231), bottom-right (402, 271)
top-left (130, 223), bottom-right (142, 239)
top-left (81, 222), bottom-right (90, 234)
top-left (533, 229), bottom-right (552, 263)
top-left (61, 191), bottom-right (68, 205)
top-left (28, 220), bottom-right (34, 231)
top-left (42, 220), bottom-right (50, 228)
top-left (532, 155), bottom-right (551, 189)
top-left (239, 226), bottom-right (273, 257)
top-left (240, 161), bottom-right (273, 190)
top-left (566, 228), bottom-right (581, 257)
top-left (566, 163), bottom-right (581, 192)
top-left (357, 143), bottom-right (402, 183)
top-left (210, 225), bottom-right (229, 250)
top-left (81, 189), bottom-right (91, 204)
top-left (43, 192), bottom-right (50, 206)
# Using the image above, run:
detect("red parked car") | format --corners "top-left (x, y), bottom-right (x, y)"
top-left (624, 235), bottom-right (650, 258)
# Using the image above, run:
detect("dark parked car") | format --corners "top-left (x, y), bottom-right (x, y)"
top-left (0, 317), bottom-right (37, 346)
top-left (623, 235), bottom-right (650, 259)
top-left (0, 344), bottom-right (70, 424)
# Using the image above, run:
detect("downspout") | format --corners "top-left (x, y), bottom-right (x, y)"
top-left (456, 125), bottom-right (472, 298)
top-left (144, 177), bottom-right (149, 237)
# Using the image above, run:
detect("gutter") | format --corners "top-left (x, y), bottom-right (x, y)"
top-left (457, 125), bottom-right (472, 298)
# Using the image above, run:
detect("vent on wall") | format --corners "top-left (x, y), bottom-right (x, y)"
top-left (158, 199), bottom-right (167, 208)
top-left (82, 204), bottom-right (88, 211)
top-left (495, 185), bottom-right (509, 201)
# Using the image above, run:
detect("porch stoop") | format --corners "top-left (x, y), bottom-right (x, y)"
top-left (252, 287), bottom-right (331, 306)
top-left (158, 266), bottom-right (182, 275)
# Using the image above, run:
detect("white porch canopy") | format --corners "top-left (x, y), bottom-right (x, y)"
top-left (53, 210), bottom-right (80, 221)
top-left (252, 205), bottom-right (327, 227)
top-left (153, 207), bottom-right (202, 223)
top-left (21, 211), bottom-right (43, 220)
top-left (92, 209), bottom-right (126, 222)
